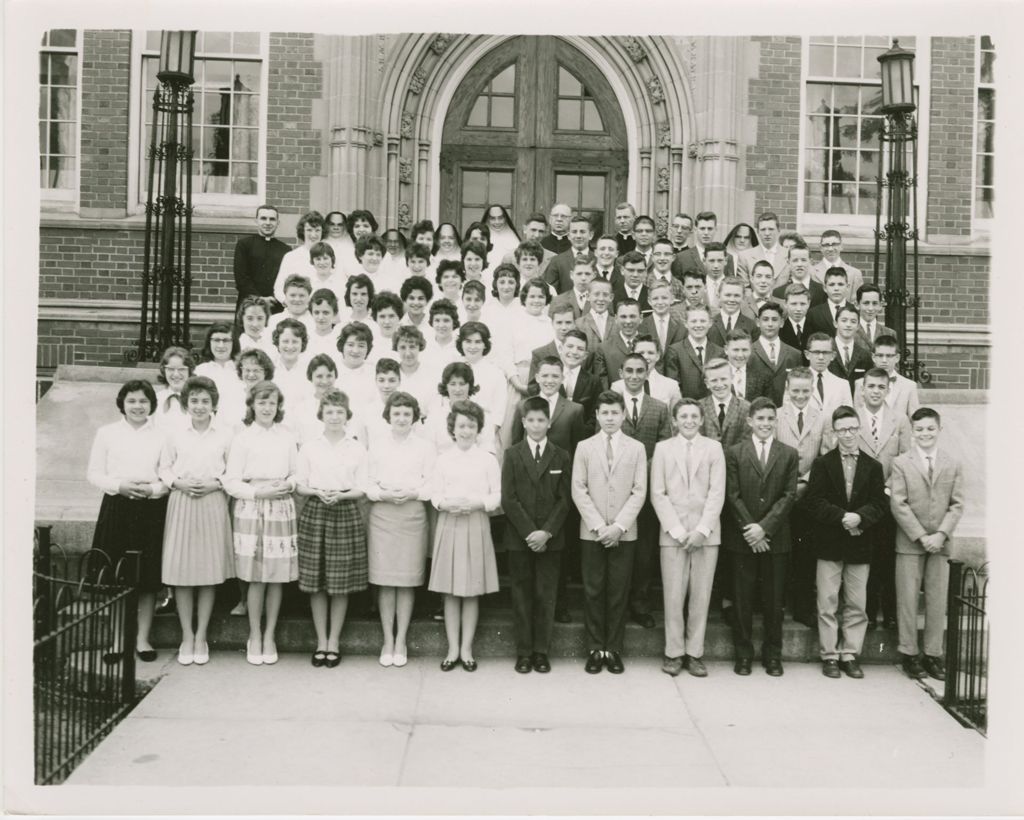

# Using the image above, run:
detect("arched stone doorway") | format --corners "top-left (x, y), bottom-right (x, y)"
top-left (438, 36), bottom-right (628, 235)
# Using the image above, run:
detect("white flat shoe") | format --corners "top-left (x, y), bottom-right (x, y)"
top-left (392, 653), bottom-right (408, 668)
top-left (246, 640), bottom-right (263, 666)
top-left (192, 643), bottom-right (209, 665)
top-left (177, 645), bottom-right (194, 666)
top-left (379, 651), bottom-right (394, 667)
top-left (262, 649), bottom-right (279, 665)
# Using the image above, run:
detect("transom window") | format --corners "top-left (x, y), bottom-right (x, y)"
top-left (139, 31), bottom-right (264, 202)
top-left (466, 64), bottom-right (515, 128)
top-left (975, 36), bottom-right (994, 221)
top-left (555, 173), bottom-right (607, 234)
top-left (39, 29), bottom-right (79, 198)
top-left (803, 36), bottom-right (917, 218)
top-left (556, 66), bottom-right (603, 132)
top-left (460, 169), bottom-right (513, 233)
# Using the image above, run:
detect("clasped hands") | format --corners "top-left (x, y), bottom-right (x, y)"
top-left (919, 532), bottom-right (947, 553)
top-left (174, 476), bottom-right (222, 498)
top-left (743, 523), bottom-right (770, 553)
top-left (591, 523), bottom-right (624, 548)
top-left (440, 495), bottom-right (481, 515)
top-left (119, 480), bottom-right (156, 499)
top-left (841, 512), bottom-right (863, 537)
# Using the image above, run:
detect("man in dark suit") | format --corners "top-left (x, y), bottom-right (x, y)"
top-left (723, 330), bottom-right (769, 402)
top-left (828, 305), bottom-right (874, 390)
top-left (513, 357), bottom-right (586, 454)
top-left (612, 252), bottom-right (651, 315)
top-left (805, 267), bottom-right (856, 338)
top-left (802, 406), bottom-right (888, 679)
top-left (233, 204), bottom-right (289, 312)
top-left (723, 397), bottom-right (800, 676)
top-left (545, 216), bottom-right (595, 294)
top-left (593, 235), bottom-right (624, 288)
top-left (528, 303), bottom-right (593, 382)
top-left (592, 298), bottom-right (643, 387)
top-left (664, 306), bottom-right (724, 399)
top-left (671, 211), bottom-right (736, 283)
top-left (502, 395), bottom-right (573, 674)
top-left (640, 285), bottom-right (687, 361)
top-left (779, 283), bottom-right (813, 356)
top-left (559, 329), bottom-right (601, 431)
top-left (748, 302), bottom-right (804, 405)
top-left (708, 277), bottom-right (757, 348)
top-left (613, 202), bottom-right (637, 255)
top-left (632, 215), bottom-right (657, 268)
top-left (617, 352), bottom-right (673, 627)
top-left (540, 202), bottom-right (573, 255)
top-left (772, 242), bottom-right (826, 308)
top-left (697, 358), bottom-right (751, 452)
top-left (548, 255), bottom-right (596, 320)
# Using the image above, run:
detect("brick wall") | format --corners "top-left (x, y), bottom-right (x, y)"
top-left (266, 33), bottom-right (322, 214)
top-left (926, 37), bottom-right (976, 238)
top-left (919, 344), bottom-right (989, 390)
top-left (746, 37), bottom-right (802, 227)
top-left (80, 30), bottom-right (132, 214)
top-left (37, 319), bottom-right (140, 369)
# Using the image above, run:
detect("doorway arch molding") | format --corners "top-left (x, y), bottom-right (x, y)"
top-left (379, 34), bottom-right (696, 233)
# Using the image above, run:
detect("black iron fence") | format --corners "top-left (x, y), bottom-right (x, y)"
top-left (943, 559), bottom-right (988, 735)
top-left (34, 526), bottom-right (141, 784)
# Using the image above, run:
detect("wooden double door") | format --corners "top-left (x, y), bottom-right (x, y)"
top-left (440, 37), bottom-right (628, 235)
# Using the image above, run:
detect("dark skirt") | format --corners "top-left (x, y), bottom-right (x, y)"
top-left (90, 493), bottom-right (169, 592)
top-left (297, 496), bottom-right (368, 595)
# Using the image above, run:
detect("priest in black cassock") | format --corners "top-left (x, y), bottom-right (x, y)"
top-left (233, 204), bottom-right (289, 312)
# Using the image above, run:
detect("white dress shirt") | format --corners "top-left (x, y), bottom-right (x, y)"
top-left (365, 432), bottom-right (436, 500)
top-left (222, 423), bottom-right (298, 500)
top-left (158, 419), bottom-right (233, 487)
top-left (430, 445), bottom-right (501, 511)
top-left (87, 418), bottom-right (168, 497)
top-left (296, 433), bottom-right (368, 491)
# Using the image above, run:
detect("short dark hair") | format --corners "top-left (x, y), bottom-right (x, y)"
top-left (438, 362), bottom-right (478, 398)
top-left (446, 399), bottom-right (485, 439)
top-left (306, 353), bottom-right (337, 380)
top-left (725, 329), bottom-right (752, 345)
top-left (116, 379), bottom-right (157, 415)
top-left (235, 348), bottom-right (274, 381)
top-left (620, 250), bottom-right (647, 267)
top-left (255, 204), bottom-right (279, 218)
top-left (346, 209), bottom-right (379, 234)
top-left (456, 321), bottom-right (492, 356)
top-left (615, 297), bottom-right (641, 315)
top-left (703, 241), bottom-right (726, 255)
top-left (182, 374), bottom-right (220, 410)
top-left (405, 243), bottom-right (432, 264)
top-left (681, 270), bottom-right (706, 285)
top-left (536, 355), bottom-right (564, 373)
top-left (757, 211), bottom-right (779, 228)
top-left (748, 396), bottom-right (777, 416)
top-left (806, 331), bottom-right (833, 349)
top-left (435, 259), bottom-right (466, 286)
top-left (272, 318), bottom-right (308, 351)
top-left (856, 283), bottom-right (882, 301)
top-left (411, 218), bottom-right (435, 240)
top-left (873, 334), bottom-right (899, 351)
top-left (244, 380), bottom-right (285, 426)
top-left (310, 288), bottom-right (339, 314)
top-left (673, 397), bottom-right (703, 419)
top-left (563, 328), bottom-right (588, 349)
top-left (371, 291), bottom-right (404, 320)
top-left (520, 395), bottom-right (551, 419)
top-left (317, 388), bottom-right (351, 421)
top-left (836, 305), bottom-right (860, 321)
top-left (491, 263), bottom-right (521, 298)
top-left (401, 275), bottom-right (434, 303)
top-left (345, 273), bottom-right (375, 307)
top-left (199, 322), bottom-right (239, 363)
top-left (824, 266), bottom-right (849, 283)
top-left (632, 332), bottom-right (661, 353)
top-left (757, 301), bottom-right (784, 319)
top-left (784, 283), bottom-right (810, 300)
top-left (751, 259), bottom-right (775, 277)
top-left (863, 367), bottom-right (890, 383)
top-left (296, 210), bottom-right (325, 241)
top-left (462, 279), bottom-right (486, 302)
top-left (461, 239), bottom-right (490, 269)
top-left (384, 390), bottom-right (421, 423)
top-left (515, 239), bottom-right (545, 263)
top-left (910, 407), bottom-right (941, 425)
top-left (519, 279), bottom-right (553, 305)
top-left (596, 389), bottom-right (625, 411)
top-left (633, 215), bottom-right (656, 231)
top-left (429, 298), bottom-right (460, 329)
top-left (355, 235), bottom-right (385, 260)
top-left (375, 357), bottom-right (401, 378)
top-left (157, 346), bottom-right (195, 385)
top-left (283, 274), bottom-right (312, 295)
top-left (309, 241), bottom-right (335, 265)
top-left (831, 405), bottom-right (858, 427)
top-left (393, 325), bottom-right (427, 352)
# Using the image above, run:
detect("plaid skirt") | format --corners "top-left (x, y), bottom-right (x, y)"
top-left (91, 493), bottom-right (168, 592)
top-left (233, 497), bottom-right (298, 583)
top-left (297, 496), bottom-right (368, 595)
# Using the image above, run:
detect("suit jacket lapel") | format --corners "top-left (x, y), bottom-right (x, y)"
top-left (850, 451), bottom-right (871, 502)
top-left (671, 437), bottom-right (691, 488)
top-left (761, 439), bottom-right (779, 479)
top-left (550, 395), bottom-right (566, 427)
top-left (745, 439), bottom-right (764, 476)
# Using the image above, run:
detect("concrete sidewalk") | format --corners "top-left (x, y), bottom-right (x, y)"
top-left (67, 652), bottom-right (983, 789)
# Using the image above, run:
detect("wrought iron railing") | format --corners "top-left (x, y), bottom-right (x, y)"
top-left (943, 559), bottom-right (988, 735)
top-left (34, 526), bottom-right (141, 784)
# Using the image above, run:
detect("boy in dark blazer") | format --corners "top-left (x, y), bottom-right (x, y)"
top-left (724, 397), bottom-right (800, 676)
top-left (802, 406), bottom-right (889, 679)
top-left (502, 396), bottom-right (573, 674)
top-left (664, 305), bottom-right (724, 399)
top-left (512, 356), bottom-right (586, 454)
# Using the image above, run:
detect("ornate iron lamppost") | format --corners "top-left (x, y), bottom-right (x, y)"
top-left (873, 40), bottom-right (929, 383)
top-left (131, 31), bottom-right (197, 363)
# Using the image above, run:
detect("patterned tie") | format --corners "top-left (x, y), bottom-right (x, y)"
top-left (871, 414), bottom-right (879, 446)
top-left (606, 433), bottom-right (614, 469)
top-left (631, 397), bottom-right (639, 426)
top-left (843, 345), bottom-right (851, 368)
top-left (718, 402), bottom-right (726, 429)
top-left (796, 321), bottom-right (803, 338)
top-left (535, 443), bottom-right (542, 463)
top-left (926, 455), bottom-right (934, 483)
top-left (797, 409), bottom-right (804, 434)
top-left (769, 340), bottom-right (777, 367)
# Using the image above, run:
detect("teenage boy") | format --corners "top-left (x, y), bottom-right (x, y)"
top-left (503, 214), bottom-right (555, 272)
top-left (854, 284), bottom-right (895, 347)
top-left (698, 242), bottom-right (731, 310)
top-left (612, 335), bottom-right (682, 409)
top-left (267, 274), bottom-right (315, 335)
top-left (593, 235), bottom-right (624, 287)
top-left (612, 252), bottom-right (652, 314)
top-left (857, 368), bottom-right (912, 630)
top-left (529, 304), bottom-right (590, 382)
top-left (779, 283), bottom-right (813, 355)
top-left (890, 408), bottom-right (964, 681)
top-left (549, 255), bottom-right (596, 320)
top-left (651, 398), bottom-right (727, 678)
top-left (723, 330), bottom-right (769, 402)
top-left (853, 335), bottom-right (921, 419)
top-left (803, 405), bottom-right (888, 679)
top-left (571, 391), bottom-right (648, 674)
top-left (592, 298), bottom-right (643, 387)
top-left (640, 280), bottom-right (686, 356)
top-left (576, 277), bottom-right (618, 352)
top-left (771, 241), bottom-right (826, 307)
top-left (748, 302), bottom-right (803, 405)
top-left (708, 276), bottom-right (757, 348)
top-left (680, 271), bottom-right (712, 315)
top-left (664, 306), bottom-right (724, 399)
top-left (723, 397), bottom-right (800, 676)
top-left (560, 329), bottom-right (602, 428)
top-left (806, 267), bottom-right (855, 338)
top-left (545, 215), bottom-right (595, 294)
top-left (513, 356), bottom-right (586, 454)
top-left (698, 357), bottom-right (750, 451)
top-left (811, 229), bottom-right (864, 295)
top-left (774, 367), bottom-right (829, 626)
top-left (802, 332), bottom-right (854, 416)
top-left (617, 353), bottom-right (673, 628)
top-left (741, 260), bottom-right (785, 321)
top-left (672, 212), bottom-right (735, 281)
top-left (632, 215), bottom-right (657, 266)
top-left (738, 212), bottom-right (783, 286)
top-left (829, 305), bottom-right (874, 389)
top-left (502, 396), bottom-right (573, 674)
top-left (648, 238), bottom-right (687, 304)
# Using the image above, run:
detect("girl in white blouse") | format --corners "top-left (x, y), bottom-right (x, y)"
top-left (289, 353), bottom-right (338, 445)
top-left (235, 296), bottom-right (274, 355)
top-left (158, 376), bottom-right (235, 666)
top-left (295, 390), bottom-right (369, 669)
top-left (195, 323), bottom-right (244, 422)
top-left (153, 346), bottom-right (194, 434)
top-left (270, 318), bottom-right (313, 412)
top-left (306, 288), bottom-right (343, 361)
top-left (392, 325), bottom-right (435, 415)
top-left (421, 362), bottom-right (496, 455)
top-left (427, 400), bottom-right (501, 672)
top-left (333, 322), bottom-right (377, 410)
top-left (457, 321), bottom-right (508, 439)
top-left (222, 381), bottom-right (299, 666)
top-left (86, 379), bottom-right (169, 662)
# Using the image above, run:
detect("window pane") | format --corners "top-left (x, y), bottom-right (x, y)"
top-left (558, 67), bottom-right (581, 97)
top-left (233, 32), bottom-right (260, 54)
top-left (832, 151), bottom-right (858, 182)
top-left (50, 54), bottom-right (77, 85)
top-left (836, 36), bottom-right (861, 46)
top-left (490, 96), bottom-right (514, 128)
top-left (805, 149), bottom-right (828, 179)
top-left (490, 171), bottom-right (513, 205)
top-left (835, 46), bottom-right (862, 77)
top-left (202, 59), bottom-right (232, 89)
top-left (829, 184), bottom-right (856, 214)
top-left (231, 162), bottom-right (258, 194)
top-left (232, 128), bottom-right (259, 161)
top-left (977, 155), bottom-right (994, 186)
top-left (583, 100), bottom-right (603, 131)
top-left (864, 36), bottom-right (889, 46)
top-left (467, 97), bottom-right (487, 127)
top-left (808, 44), bottom-right (833, 76)
top-left (806, 84), bottom-right (833, 115)
top-left (233, 93), bottom-right (260, 126)
top-left (806, 116), bottom-right (830, 147)
top-left (557, 99), bottom-right (581, 130)
top-left (39, 87), bottom-right (48, 120)
top-left (863, 47), bottom-right (887, 80)
top-left (581, 175), bottom-right (605, 209)
top-left (462, 171), bottom-right (487, 204)
top-left (39, 122), bottom-right (47, 153)
top-left (48, 29), bottom-right (76, 48)
top-left (50, 123), bottom-right (75, 154)
top-left (235, 62), bottom-right (262, 93)
top-left (857, 186), bottom-right (878, 216)
top-left (461, 209), bottom-right (479, 234)
top-left (491, 65), bottom-right (515, 93)
top-left (860, 87), bottom-right (883, 116)
top-left (50, 88), bottom-right (75, 120)
top-left (805, 181), bottom-right (826, 212)
top-left (978, 121), bottom-right (994, 154)
top-left (975, 188), bottom-right (993, 219)
top-left (980, 49), bottom-right (994, 83)
top-left (203, 32), bottom-right (232, 53)
top-left (833, 86), bottom-right (858, 115)
top-left (978, 88), bottom-right (995, 120)
top-left (859, 150), bottom-right (880, 183)
top-left (555, 175), bottom-right (578, 209)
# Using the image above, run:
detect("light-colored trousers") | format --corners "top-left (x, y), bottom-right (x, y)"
top-left (816, 560), bottom-right (870, 661)
top-left (661, 544), bottom-right (718, 659)
top-left (895, 552), bottom-right (949, 657)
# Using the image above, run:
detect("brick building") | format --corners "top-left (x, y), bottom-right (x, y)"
top-left (37, 32), bottom-right (993, 389)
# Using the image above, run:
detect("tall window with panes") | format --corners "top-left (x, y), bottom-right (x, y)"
top-left (975, 36), bottom-right (994, 222)
top-left (39, 29), bottom-right (79, 199)
top-left (139, 31), bottom-right (263, 205)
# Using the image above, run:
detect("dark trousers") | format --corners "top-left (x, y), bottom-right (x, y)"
top-left (508, 548), bottom-right (561, 655)
top-left (787, 513), bottom-right (816, 622)
top-left (731, 550), bottom-right (789, 661)
top-left (580, 539), bottom-right (635, 653)
top-left (628, 502), bottom-right (660, 615)
top-left (866, 513), bottom-right (897, 623)
top-left (555, 508), bottom-right (581, 613)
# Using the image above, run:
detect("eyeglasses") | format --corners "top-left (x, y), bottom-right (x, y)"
top-left (834, 427), bottom-right (860, 436)
top-left (808, 350), bottom-right (833, 357)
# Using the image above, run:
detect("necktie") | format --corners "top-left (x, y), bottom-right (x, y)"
top-left (725, 315), bottom-right (733, 333)
top-left (606, 433), bottom-right (614, 469)
top-left (769, 340), bottom-right (777, 366)
top-left (816, 373), bottom-right (825, 400)
top-left (871, 415), bottom-right (878, 445)
top-left (834, 304), bottom-right (841, 323)
top-left (684, 439), bottom-right (693, 476)
top-left (534, 443), bottom-right (542, 463)
top-left (658, 317), bottom-right (667, 350)
top-left (696, 345), bottom-right (704, 366)
top-left (926, 455), bottom-right (934, 483)
top-left (842, 345), bottom-right (851, 367)
top-left (734, 369), bottom-right (743, 397)
top-left (797, 409), bottom-right (804, 434)
top-left (759, 441), bottom-right (768, 467)
top-left (564, 370), bottom-right (575, 399)
top-left (631, 397), bottom-right (639, 426)
top-left (718, 402), bottom-right (726, 429)
top-left (865, 321), bottom-right (874, 341)
top-left (796, 321), bottom-right (803, 338)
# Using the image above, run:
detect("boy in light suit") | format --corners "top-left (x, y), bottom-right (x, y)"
top-left (801, 332), bottom-right (854, 417)
top-left (571, 390), bottom-right (648, 674)
top-left (853, 334), bottom-right (921, 419)
top-left (890, 407), bottom-right (964, 681)
top-left (651, 399), bottom-right (726, 677)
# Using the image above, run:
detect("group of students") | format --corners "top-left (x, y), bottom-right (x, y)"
top-left (84, 202), bottom-right (965, 680)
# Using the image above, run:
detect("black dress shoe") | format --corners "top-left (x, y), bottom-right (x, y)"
top-left (311, 650), bottom-right (327, 667)
top-left (440, 658), bottom-right (459, 672)
top-left (822, 659), bottom-right (841, 678)
top-left (135, 649), bottom-right (158, 663)
top-left (764, 658), bottom-right (784, 676)
top-left (685, 656), bottom-right (708, 678)
top-left (630, 611), bottom-right (656, 629)
top-left (531, 652), bottom-right (551, 673)
top-left (461, 659), bottom-right (478, 672)
top-left (734, 658), bottom-right (752, 676)
top-left (605, 652), bottom-right (625, 674)
top-left (922, 655), bottom-right (946, 681)
top-left (839, 658), bottom-right (864, 679)
top-left (554, 608), bottom-right (572, 624)
top-left (584, 650), bottom-right (604, 674)
top-left (901, 654), bottom-right (927, 680)
top-left (515, 656), bottom-right (532, 674)
top-left (324, 651), bottom-right (342, 669)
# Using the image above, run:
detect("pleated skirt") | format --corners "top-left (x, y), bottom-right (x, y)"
top-left (428, 509), bottom-right (499, 597)
top-left (297, 497), bottom-right (368, 595)
top-left (161, 490), bottom-right (235, 586)
top-left (91, 493), bottom-right (168, 592)
top-left (367, 500), bottom-right (429, 587)
top-left (233, 497), bottom-right (298, 583)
